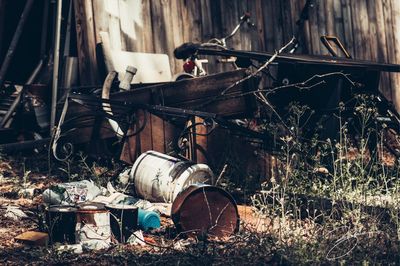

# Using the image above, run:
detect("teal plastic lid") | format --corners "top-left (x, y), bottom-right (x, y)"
top-left (137, 208), bottom-right (161, 231)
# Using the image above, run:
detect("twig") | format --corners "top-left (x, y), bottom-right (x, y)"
top-left (215, 164), bottom-right (228, 186)
top-left (220, 37), bottom-right (297, 96)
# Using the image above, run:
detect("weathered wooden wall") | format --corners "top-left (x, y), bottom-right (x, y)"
top-left (74, 0), bottom-right (400, 108)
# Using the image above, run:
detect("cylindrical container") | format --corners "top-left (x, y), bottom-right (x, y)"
top-left (46, 205), bottom-right (77, 244)
top-left (137, 208), bottom-right (161, 231)
top-left (171, 184), bottom-right (239, 238)
top-left (25, 84), bottom-right (50, 130)
top-left (130, 150), bottom-right (214, 203)
top-left (105, 204), bottom-right (138, 243)
top-left (75, 202), bottom-right (111, 250)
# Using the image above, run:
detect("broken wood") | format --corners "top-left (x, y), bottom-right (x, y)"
top-left (15, 231), bottom-right (49, 247)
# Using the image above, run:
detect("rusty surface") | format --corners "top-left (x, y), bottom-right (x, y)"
top-left (171, 185), bottom-right (239, 238)
top-left (76, 202), bottom-right (108, 225)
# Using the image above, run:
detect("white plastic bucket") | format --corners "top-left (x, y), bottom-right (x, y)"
top-left (130, 150), bottom-right (214, 203)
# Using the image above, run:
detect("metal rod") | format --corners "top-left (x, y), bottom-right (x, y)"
top-left (0, 0), bottom-right (35, 90)
top-left (50, 0), bottom-right (63, 134)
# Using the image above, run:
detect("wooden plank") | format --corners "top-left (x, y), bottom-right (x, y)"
top-left (139, 110), bottom-right (153, 153)
top-left (150, 0), bottom-right (174, 74)
top-left (280, 0), bottom-right (293, 44)
top-left (359, 0), bottom-right (372, 60)
top-left (92, 0), bottom-right (108, 43)
top-left (118, 0), bottom-right (135, 50)
top-left (254, 0), bottom-right (265, 51)
top-left (325, 0), bottom-right (335, 36)
top-left (238, 0), bottom-right (250, 51)
top-left (307, 0), bottom-right (320, 55)
top-left (332, 0), bottom-right (345, 49)
top-left (365, 0), bottom-right (378, 61)
top-left (383, 0), bottom-right (395, 101)
top-left (151, 114), bottom-right (165, 153)
top-left (120, 112), bottom-right (179, 164)
top-left (390, 0), bottom-right (400, 110)
top-left (163, 118), bottom-right (177, 153)
top-left (103, 0), bottom-right (122, 51)
top-left (297, 0), bottom-right (311, 54)
top-left (74, 0), bottom-right (100, 85)
top-left (118, 0), bottom-right (153, 53)
top-left (341, 0), bottom-right (354, 56)
top-left (119, 124), bottom-right (138, 164)
top-left (374, 0), bottom-right (391, 98)
top-left (15, 231), bottom-right (49, 247)
top-left (195, 116), bottom-right (208, 164)
top-left (350, 0), bottom-right (370, 60)
top-left (316, 0), bottom-right (327, 55)
top-left (170, 0), bottom-right (185, 74)
top-left (271, 0), bottom-right (283, 49)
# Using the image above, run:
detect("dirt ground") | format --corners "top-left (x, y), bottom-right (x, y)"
top-left (0, 155), bottom-right (280, 265)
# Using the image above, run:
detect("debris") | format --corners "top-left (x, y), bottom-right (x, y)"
top-left (57, 244), bottom-right (83, 254)
top-left (75, 202), bottom-right (111, 250)
top-left (130, 150), bottom-right (214, 203)
top-left (137, 208), bottom-right (161, 231)
top-left (126, 230), bottom-right (146, 246)
top-left (173, 239), bottom-right (194, 251)
top-left (15, 231), bottom-right (49, 246)
top-left (5, 205), bottom-right (28, 220)
top-left (42, 180), bottom-right (104, 205)
top-left (18, 188), bottom-right (37, 198)
top-left (171, 184), bottom-right (239, 238)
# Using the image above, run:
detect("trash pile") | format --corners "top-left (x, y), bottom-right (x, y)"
top-left (33, 150), bottom-right (239, 251)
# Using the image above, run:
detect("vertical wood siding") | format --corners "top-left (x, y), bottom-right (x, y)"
top-left (73, 0), bottom-right (400, 104)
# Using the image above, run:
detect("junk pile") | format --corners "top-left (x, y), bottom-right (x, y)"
top-left (39, 150), bottom-right (239, 250)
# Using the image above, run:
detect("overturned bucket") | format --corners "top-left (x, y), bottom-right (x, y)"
top-left (171, 184), bottom-right (239, 238)
top-left (130, 150), bottom-right (214, 203)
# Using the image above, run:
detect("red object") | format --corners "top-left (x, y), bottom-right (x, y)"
top-left (183, 60), bottom-right (196, 73)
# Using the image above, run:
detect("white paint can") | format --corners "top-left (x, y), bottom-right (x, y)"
top-left (75, 203), bottom-right (111, 250)
top-left (130, 150), bottom-right (214, 203)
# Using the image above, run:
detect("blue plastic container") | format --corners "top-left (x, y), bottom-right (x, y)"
top-left (137, 208), bottom-right (161, 231)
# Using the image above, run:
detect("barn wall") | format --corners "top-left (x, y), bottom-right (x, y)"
top-left (73, 0), bottom-right (400, 106)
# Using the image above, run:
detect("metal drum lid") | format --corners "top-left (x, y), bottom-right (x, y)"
top-left (77, 202), bottom-right (106, 212)
top-left (171, 184), bottom-right (240, 238)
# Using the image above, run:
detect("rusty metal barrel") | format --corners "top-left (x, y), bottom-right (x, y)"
top-left (171, 184), bottom-right (240, 238)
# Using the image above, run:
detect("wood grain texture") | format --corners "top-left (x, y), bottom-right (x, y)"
top-left (74, 0), bottom-right (400, 108)
top-left (74, 0), bottom-right (100, 85)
